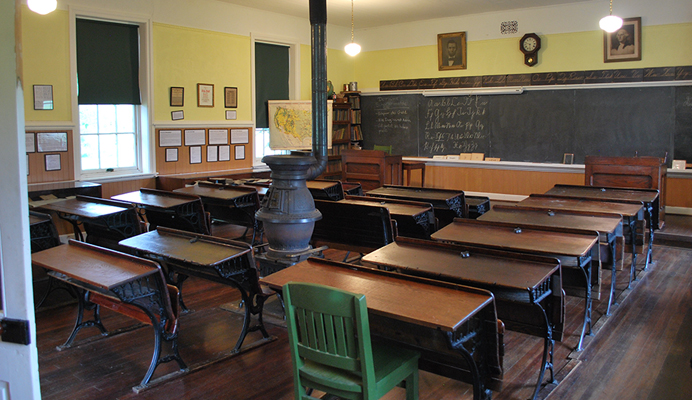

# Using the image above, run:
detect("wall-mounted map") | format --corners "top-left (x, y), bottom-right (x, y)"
top-left (268, 100), bottom-right (332, 150)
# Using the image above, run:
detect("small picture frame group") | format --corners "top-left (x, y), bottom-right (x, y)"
top-left (438, 31), bottom-right (467, 71)
top-left (604, 17), bottom-right (642, 63)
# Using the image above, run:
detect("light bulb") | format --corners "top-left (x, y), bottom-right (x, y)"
top-left (600, 15), bottom-right (623, 33)
top-left (27, 0), bottom-right (57, 15)
top-left (345, 42), bottom-right (361, 56)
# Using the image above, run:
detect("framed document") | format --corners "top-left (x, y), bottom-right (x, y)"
top-left (208, 129), bottom-right (228, 145)
top-left (45, 154), bottom-right (61, 171)
top-left (235, 145), bottom-right (245, 160)
top-left (33, 85), bottom-right (53, 110)
top-left (197, 83), bottom-right (214, 107)
top-left (189, 146), bottom-right (202, 164)
top-left (224, 87), bottom-right (237, 108)
top-left (225, 110), bottom-right (237, 120)
top-left (159, 130), bottom-right (182, 147)
top-left (184, 129), bottom-right (206, 146)
top-left (171, 110), bottom-right (184, 120)
top-left (207, 145), bottom-right (218, 162)
top-left (170, 87), bottom-right (184, 107)
top-left (37, 132), bottom-right (68, 152)
top-left (230, 128), bottom-right (249, 144)
top-left (26, 133), bottom-right (35, 153)
top-left (219, 145), bottom-right (231, 161)
top-left (165, 148), bottom-right (178, 162)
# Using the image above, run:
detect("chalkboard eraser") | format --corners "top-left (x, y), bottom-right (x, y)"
top-left (432, 155), bottom-right (447, 159)
top-left (486, 157), bottom-right (501, 162)
top-left (471, 153), bottom-right (485, 161)
top-left (446, 155), bottom-right (460, 160)
top-left (459, 153), bottom-right (472, 160)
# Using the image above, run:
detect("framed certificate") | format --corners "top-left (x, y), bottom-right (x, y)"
top-left (197, 83), bottom-right (214, 107)
top-left (224, 87), bottom-right (237, 108)
top-left (170, 87), bottom-right (184, 107)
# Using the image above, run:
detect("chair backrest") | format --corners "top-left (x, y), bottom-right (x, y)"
top-left (29, 210), bottom-right (61, 253)
top-left (284, 282), bottom-right (376, 394)
top-left (139, 188), bottom-right (211, 235)
top-left (373, 144), bottom-right (392, 154)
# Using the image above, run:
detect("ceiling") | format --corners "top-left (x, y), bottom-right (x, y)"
top-left (216, 0), bottom-right (592, 29)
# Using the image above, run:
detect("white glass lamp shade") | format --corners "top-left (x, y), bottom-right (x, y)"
top-left (344, 42), bottom-right (361, 56)
top-left (599, 15), bottom-right (623, 32)
top-left (28, 0), bottom-right (57, 15)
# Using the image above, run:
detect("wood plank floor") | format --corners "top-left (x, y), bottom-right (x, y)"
top-left (36, 220), bottom-right (692, 399)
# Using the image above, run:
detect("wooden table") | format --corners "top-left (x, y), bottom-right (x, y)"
top-left (174, 182), bottom-right (260, 244)
top-left (367, 185), bottom-right (465, 227)
top-left (340, 195), bottom-right (435, 238)
top-left (402, 160), bottom-right (426, 186)
top-left (260, 257), bottom-right (503, 400)
top-left (545, 184), bottom-right (658, 269)
top-left (362, 237), bottom-right (561, 400)
top-left (31, 240), bottom-right (187, 391)
top-left (432, 218), bottom-right (599, 351)
top-left (479, 205), bottom-right (623, 315)
top-left (118, 227), bottom-right (272, 353)
top-left (36, 195), bottom-right (140, 245)
top-left (517, 194), bottom-right (645, 288)
top-left (112, 188), bottom-right (210, 235)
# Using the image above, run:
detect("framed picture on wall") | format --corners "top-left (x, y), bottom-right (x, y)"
top-left (438, 32), bottom-right (467, 71)
top-left (604, 17), bottom-right (642, 63)
top-left (197, 83), bottom-right (214, 107)
top-left (170, 87), bottom-right (184, 107)
top-left (224, 87), bottom-right (237, 108)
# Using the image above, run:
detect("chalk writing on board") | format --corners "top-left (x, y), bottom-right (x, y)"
top-left (373, 97), bottom-right (414, 131)
top-left (421, 96), bottom-right (489, 155)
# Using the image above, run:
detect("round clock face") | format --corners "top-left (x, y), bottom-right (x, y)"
top-left (522, 37), bottom-right (538, 52)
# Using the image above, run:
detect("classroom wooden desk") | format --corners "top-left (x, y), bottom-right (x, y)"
top-left (366, 185), bottom-right (466, 227)
top-left (174, 182), bottom-right (260, 244)
top-left (479, 205), bottom-right (622, 315)
top-left (118, 227), bottom-right (272, 353)
top-left (260, 257), bottom-right (503, 400)
top-left (362, 237), bottom-right (561, 400)
top-left (432, 219), bottom-right (599, 351)
top-left (237, 179), bottom-right (345, 201)
top-left (36, 195), bottom-right (140, 245)
top-left (466, 195), bottom-right (491, 219)
top-left (28, 180), bottom-right (102, 201)
top-left (340, 195), bottom-right (435, 238)
top-left (29, 210), bottom-right (61, 253)
top-left (31, 240), bottom-right (187, 391)
top-left (545, 184), bottom-right (659, 269)
top-left (112, 188), bottom-right (210, 235)
top-left (517, 194), bottom-right (645, 288)
top-left (402, 160), bottom-right (426, 186)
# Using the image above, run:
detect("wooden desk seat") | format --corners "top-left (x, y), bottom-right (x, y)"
top-left (119, 227), bottom-right (273, 353)
top-left (113, 188), bottom-right (211, 235)
top-left (79, 197), bottom-right (142, 251)
top-left (31, 240), bottom-right (187, 392)
top-left (367, 185), bottom-right (467, 228)
top-left (342, 195), bottom-right (436, 239)
top-left (30, 210), bottom-right (67, 308)
top-left (312, 199), bottom-right (396, 258)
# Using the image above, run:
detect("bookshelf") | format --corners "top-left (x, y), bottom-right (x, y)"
top-left (319, 101), bottom-right (351, 180)
top-left (345, 91), bottom-right (363, 147)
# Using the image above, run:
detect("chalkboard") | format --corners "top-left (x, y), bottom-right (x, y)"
top-left (361, 86), bottom-right (689, 165)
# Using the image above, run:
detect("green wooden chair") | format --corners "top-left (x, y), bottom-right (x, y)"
top-left (373, 144), bottom-right (392, 154)
top-left (283, 282), bottom-right (420, 400)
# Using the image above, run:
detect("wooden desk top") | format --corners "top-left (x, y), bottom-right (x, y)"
top-left (479, 205), bottom-right (622, 236)
top-left (119, 227), bottom-right (251, 267)
top-left (174, 184), bottom-right (257, 201)
top-left (31, 240), bottom-right (159, 290)
top-left (339, 196), bottom-right (431, 218)
top-left (432, 219), bottom-right (598, 258)
top-left (367, 185), bottom-right (462, 202)
top-left (29, 213), bottom-right (51, 226)
top-left (518, 195), bottom-right (644, 218)
top-left (402, 160), bottom-right (426, 167)
top-left (38, 196), bottom-right (130, 219)
top-left (362, 238), bottom-right (560, 291)
top-left (260, 257), bottom-right (494, 332)
top-left (307, 180), bottom-right (340, 190)
top-left (545, 184), bottom-right (659, 204)
top-left (112, 189), bottom-right (199, 209)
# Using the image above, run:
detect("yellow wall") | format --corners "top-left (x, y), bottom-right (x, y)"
top-left (22, 8), bottom-right (71, 122)
top-left (355, 23), bottom-right (692, 90)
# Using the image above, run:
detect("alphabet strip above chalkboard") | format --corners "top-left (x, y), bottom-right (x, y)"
top-left (380, 65), bottom-right (692, 91)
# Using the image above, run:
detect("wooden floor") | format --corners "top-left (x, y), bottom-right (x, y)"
top-left (36, 219), bottom-right (692, 400)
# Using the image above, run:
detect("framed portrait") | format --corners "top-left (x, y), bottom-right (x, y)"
top-left (170, 87), bottom-right (184, 107)
top-left (224, 87), bottom-right (237, 108)
top-left (438, 32), bottom-right (467, 71)
top-left (604, 17), bottom-right (642, 63)
top-left (197, 83), bottom-right (214, 107)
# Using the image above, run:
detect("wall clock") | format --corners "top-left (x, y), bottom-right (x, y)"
top-left (520, 33), bottom-right (541, 67)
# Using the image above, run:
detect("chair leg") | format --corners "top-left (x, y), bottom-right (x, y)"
top-left (406, 371), bottom-right (419, 400)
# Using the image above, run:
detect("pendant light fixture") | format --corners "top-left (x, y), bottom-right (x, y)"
top-left (344, 0), bottom-right (361, 56)
top-left (599, 0), bottom-right (623, 33)
top-left (27, 0), bottom-right (57, 15)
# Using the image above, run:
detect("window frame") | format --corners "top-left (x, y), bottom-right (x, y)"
top-left (251, 33), bottom-right (301, 166)
top-left (69, 8), bottom-right (154, 180)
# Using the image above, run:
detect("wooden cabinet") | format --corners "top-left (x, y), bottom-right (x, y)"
top-left (584, 155), bottom-right (667, 228)
top-left (341, 149), bottom-right (402, 191)
top-left (345, 91), bottom-right (362, 147)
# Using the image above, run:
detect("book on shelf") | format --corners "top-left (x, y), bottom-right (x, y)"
top-left (351, 125), bottom-right (363, 141)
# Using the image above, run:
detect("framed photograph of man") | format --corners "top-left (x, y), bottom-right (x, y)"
top-left (604, 17), bottom-right (641, 63)
top-left (438, 32), bottom-right (467, 71)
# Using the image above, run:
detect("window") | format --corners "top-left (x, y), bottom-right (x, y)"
top-left (73, 15), bottom-right (151, 177)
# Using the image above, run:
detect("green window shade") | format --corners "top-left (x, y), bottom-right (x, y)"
top-left (255, 42), bottom-right (289, 128)
top-left (76, 19), bottom-right (141, 105)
